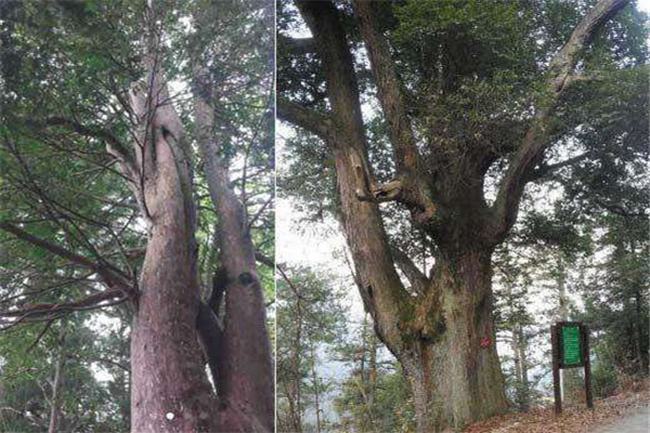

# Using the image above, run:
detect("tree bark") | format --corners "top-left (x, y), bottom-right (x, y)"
top-left (128, 81), bottom-right (219, 432)
top-left (400, 250), bottom-right (507, 432)
top-left (128, 9), bottom-right (219, 431)
top-left (193, 59), bottom-right (274, 432)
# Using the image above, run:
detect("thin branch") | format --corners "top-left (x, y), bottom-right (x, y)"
top-left (530, 151), bottom-right (593, 180)
top-left (0, 222), bottom-right (133, 294)
top-left (278, 34), bottom-right (316, 55)
top-left (248, 195), bottom-right (273, 230)
top-left (43, 117), bottom-right (138, 179)
top-left (0, 292), bottom-right (126, 331)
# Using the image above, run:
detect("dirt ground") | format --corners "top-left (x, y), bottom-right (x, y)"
top-left (463, 380), bottom-right (649, 433)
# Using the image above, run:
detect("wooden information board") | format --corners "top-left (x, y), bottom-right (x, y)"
top-left (560, 323), bottom-right (583, 367)
top-left (551, 321), bottom-right (593, 414)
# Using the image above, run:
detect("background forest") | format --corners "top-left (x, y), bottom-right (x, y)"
top-left (0, 1), bottom-right (274, 431)
top-left (277, 0), bottom-right (648, 431)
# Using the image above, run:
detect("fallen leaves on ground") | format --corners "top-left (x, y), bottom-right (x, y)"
top-left (463, 379), bottom-right (649, 433)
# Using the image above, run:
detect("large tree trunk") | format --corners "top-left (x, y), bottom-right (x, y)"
top-left (128, 19), bottom-right (219, 428)
top-left (401, 250), bottom-right (507, 432)
top-left (129, 111), bottom-right (219, 432)
top-left (193, 59), bottom-right (274, 432)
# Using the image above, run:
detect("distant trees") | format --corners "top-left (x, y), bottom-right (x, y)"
top-left (277, 265), bottom-right (347, 433)
top-left (0, 315), bottom-right (130, 432)
top-left (582, 212), bottom-right (649, 395)
top-left (334, 315), bottom-right (415, 433)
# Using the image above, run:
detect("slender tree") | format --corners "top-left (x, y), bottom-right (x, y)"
top-left (276, 265), bottom-right (346, 433)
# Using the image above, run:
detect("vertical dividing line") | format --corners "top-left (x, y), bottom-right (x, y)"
top-left (272, 0), bottom-right (278, 432)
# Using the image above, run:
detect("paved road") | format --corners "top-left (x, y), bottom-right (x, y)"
top-left (593, 406), bottom-right (649, 433)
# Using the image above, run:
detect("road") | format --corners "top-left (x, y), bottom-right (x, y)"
top-left (593, 406), bottom-right (649, 433)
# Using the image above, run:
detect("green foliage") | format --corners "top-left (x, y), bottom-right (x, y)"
top-left (1, 0), bottom-right (273, 429)
top-left (333, 318), bottom-right (415, 433)
top-left (0, 316), bottom-right (129, 432)
top-left (276, 265), bottom-right (348, 432)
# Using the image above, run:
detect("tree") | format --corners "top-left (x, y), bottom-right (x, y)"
top-left (493, 245), bottom-right (536, 412)
top-left (276, 265), bottom-right (347, 433)
top-left (0, 1), bottom-right (274, 431)
top-left (334, 315), bottom-right (416, 433)
top-left (582, 213), bottom-right (649, 395)
top-left (277, 0), bottom-right (646, 430)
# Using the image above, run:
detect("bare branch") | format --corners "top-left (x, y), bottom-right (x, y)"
top-left (390, 247), bottom-right (429, 295)
top-left (277, 98), bottom-right (333, 139)
top-left (278, 34), bottom-right (316, 55)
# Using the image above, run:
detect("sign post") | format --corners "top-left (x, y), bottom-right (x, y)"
top-left (551, 321), bottom-right (592, 414)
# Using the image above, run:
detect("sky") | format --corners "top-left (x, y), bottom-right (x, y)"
top-left (640, 0), bottom-right (650, 13)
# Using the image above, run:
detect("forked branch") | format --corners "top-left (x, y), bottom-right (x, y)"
top-left (491, 0), bottom-right (630, 241)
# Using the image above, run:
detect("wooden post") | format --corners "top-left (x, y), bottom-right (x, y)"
top-left (551, 324), bottom-right (562, 414)
top-left (582, 324), bottom-right (593, 409)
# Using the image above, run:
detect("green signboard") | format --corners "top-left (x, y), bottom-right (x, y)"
top-left (552, 321), bottom-right (593, 413)
top-left (561, 324), bottom-right (583, 367)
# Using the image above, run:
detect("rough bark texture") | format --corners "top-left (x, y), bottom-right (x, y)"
top-left (400, 251), bottom-right (507, 432)
top-left (280, 1), bottom-right (628, 431)
top-left (128, 9), bottom-right (219, 431)
top-left (129, 66), bottom-right (219, 432)
top-left (193, 58), bottom-right (274, 432)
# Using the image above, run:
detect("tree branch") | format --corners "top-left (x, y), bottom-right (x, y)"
top-left (44, 117), bottom-right (138, 179)
top-left (255, 251), bottom-right (274, 269)
top-left (491, 0), bottom-right (630, 241)
top-left (0, 222), bottom-right (133, 293)
top-left (0, 290), bottom-right (126, 331)
top-left (41, 116), bottom-right (152, 225)
top-left (277, 97), bottom-right (333, 139)
top-left (530, 151), bottom-right (593, 180)
top-left (353, 0), bottom-right (420, 175)
top-left (278, 34), bottom-right (316, 55)
top-left (295, 0), bottom-right (414, 356)
top-left (390, 247), bottom-right (429, 295)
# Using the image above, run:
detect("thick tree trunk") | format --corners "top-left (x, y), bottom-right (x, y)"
top-left (401, 250), bottom-right (507, 433)
top-left (193, 63), bottom-right (274, 432)
top-left (130, 131), bottom-right (219, 432)
top-left (128, 46), bottom-right (219, 429)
